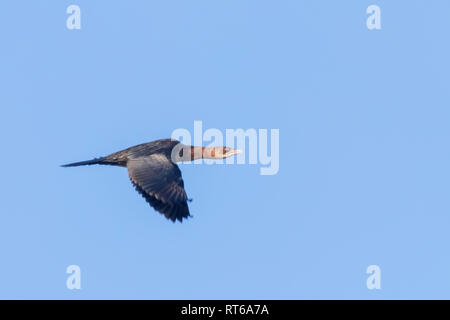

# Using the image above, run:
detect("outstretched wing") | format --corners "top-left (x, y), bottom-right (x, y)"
top-left (127, 154), bottom-right (191, 222)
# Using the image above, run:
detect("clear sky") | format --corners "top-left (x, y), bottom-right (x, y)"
top-left (1, 1), bottom-right (449, 299)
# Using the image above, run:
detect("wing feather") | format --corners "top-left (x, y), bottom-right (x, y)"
top-left (127, 155), bottom-right (190, 222)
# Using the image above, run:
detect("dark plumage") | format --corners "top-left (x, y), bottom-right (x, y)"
top-left (62, 138), bottom-right (241, 223)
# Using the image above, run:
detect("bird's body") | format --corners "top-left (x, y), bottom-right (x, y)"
top-left (62, 139), bottom-right (241, 222)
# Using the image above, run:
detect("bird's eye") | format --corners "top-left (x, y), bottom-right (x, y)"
top-left (179, 148), bottom-right (184, 157)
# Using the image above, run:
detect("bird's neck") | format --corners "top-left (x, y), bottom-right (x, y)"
top-left (190, 146), bottom-right (213, 160)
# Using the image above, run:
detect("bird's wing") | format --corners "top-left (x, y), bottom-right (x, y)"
top-left (127, 154), bottom-right (191, 222)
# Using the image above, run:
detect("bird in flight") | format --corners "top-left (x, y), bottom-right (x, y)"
top-left (62, 139), bottom-right (242, 222)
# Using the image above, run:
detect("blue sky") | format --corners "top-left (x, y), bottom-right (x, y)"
top-left (1, 1), bottom-right (449, 299)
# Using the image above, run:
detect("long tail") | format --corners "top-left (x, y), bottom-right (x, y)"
top-left (61, 157), bottom-right (107, 167)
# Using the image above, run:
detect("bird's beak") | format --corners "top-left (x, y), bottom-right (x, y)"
top-left (224, 148), bottom-right (243, 158)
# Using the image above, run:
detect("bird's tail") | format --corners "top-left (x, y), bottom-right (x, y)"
top-left (61, 157), bottom-right (107, 167)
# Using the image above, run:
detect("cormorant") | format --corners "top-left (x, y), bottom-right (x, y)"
top-left (62, 139), bottom-right (242, 222)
